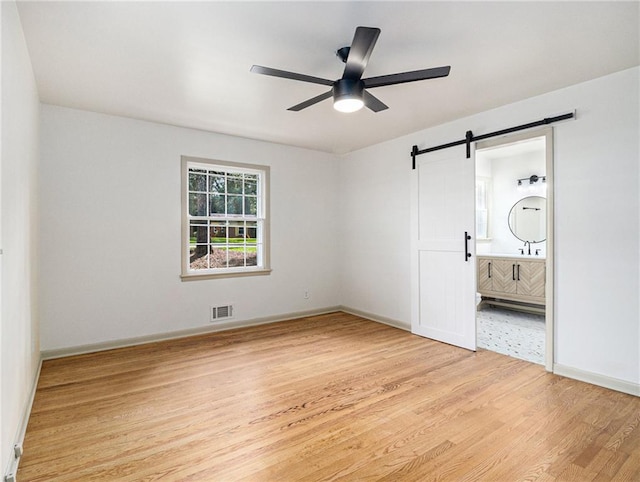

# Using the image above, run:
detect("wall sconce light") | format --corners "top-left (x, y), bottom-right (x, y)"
top-left (517, 175), bottom-right (546, 188)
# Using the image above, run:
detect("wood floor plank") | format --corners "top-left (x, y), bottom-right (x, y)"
top-left (18, 312), bottom-right (640, 481)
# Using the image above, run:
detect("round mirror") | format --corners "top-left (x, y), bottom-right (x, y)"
top-left (508, 196), bottom-right (546, 243)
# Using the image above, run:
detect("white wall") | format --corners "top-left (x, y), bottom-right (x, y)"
top-left (39, 106), bottom-right (340, 351)
top-left (1, 1), bottom-right (41, 475)
top-left (338, 141), bottom-right (413, 325)
top-left (340, 67), bottom-right (639, 388)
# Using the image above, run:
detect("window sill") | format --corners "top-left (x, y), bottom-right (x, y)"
top-left (181, 268), bottom-right (272, 281)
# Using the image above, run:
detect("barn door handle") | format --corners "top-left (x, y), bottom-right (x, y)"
top-left (488, 262), bottom-right (492, 278)
top-left (464, 232), bottom-right (472, 262)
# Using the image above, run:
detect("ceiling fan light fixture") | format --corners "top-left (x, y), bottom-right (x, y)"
top-left (334, 98), bottom-right (364, 113)
top-left (333, 79), bottom-right (364, 113)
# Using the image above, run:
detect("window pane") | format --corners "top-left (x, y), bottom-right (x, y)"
top-left (209, 246), bottom-right (228, 269)
top-left (227, 175), bottom-right (243, 194)
top-left (189, 223), bottom-right (209, 245)
top-left (227, 195), bottom-right (243, 215)
top-left (210, 222), bottom-right (226, 243)
top-left (246, 250), bottom-right (257, 266)
top-left (189, 244), bottom-right (209, 270)
top-left (476, 180), bottom-right (487, 209)
top-left (229, 221), bottom-right (245, 244)
top-left (210, 194), bottom-right (225, 215)
top-left (228, 247), bottom-right (246, 267)
top-left (246, 222), bottom-right (257, 243)
top-left (189, 193), bottom-right (207, 216)
top-left (209, 175), bottom-right (225, 194)
top-left (477, 210), bottom-right (488, 239)
top-left (244, 176), bottom-right (257, 195)
top-left (189, 172), bottom-right (207, 192)
top-left (244, 196), bottom-right (257, 216)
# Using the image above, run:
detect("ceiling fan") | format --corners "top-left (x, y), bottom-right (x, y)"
top-left (250, 26), bottom-right (450, 113)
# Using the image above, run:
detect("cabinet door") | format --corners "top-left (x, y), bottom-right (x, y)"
top-left (491, 259), bottom-right (517, 294)
top-left (477, 258), bottom-right (493, 292)
top-left (517, 261), bottom-right (545, 298)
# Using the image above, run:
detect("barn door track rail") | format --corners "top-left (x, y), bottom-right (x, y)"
top-left (410, 111), bottom-right (575, 169)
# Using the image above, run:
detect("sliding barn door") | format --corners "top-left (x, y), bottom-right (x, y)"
top-left (411, 145), bottom-right (476, 350)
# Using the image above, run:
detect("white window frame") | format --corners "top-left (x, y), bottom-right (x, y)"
top-left (476, 176), bottom-right (492, 241)
top-left (181, 156), bottom-right (271, 280)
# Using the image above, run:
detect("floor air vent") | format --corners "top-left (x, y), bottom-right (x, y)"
top-left (210, 305), bottom-right (233, 322)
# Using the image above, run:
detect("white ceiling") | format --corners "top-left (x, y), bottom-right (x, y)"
top-left (16, 1), bottom-right (639, 154)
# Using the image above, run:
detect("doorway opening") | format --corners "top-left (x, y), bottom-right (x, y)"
top-left (474, 129), bottom-right (553, 369)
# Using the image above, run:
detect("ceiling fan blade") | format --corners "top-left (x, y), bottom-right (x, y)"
top-left (343, 27), bottom-right (381, 80)
top-left (287, 90), bottom-right (333, 111)
top-left (251, 65), bottom-right (334, 87)
top-left (363, 66), bottom-right (451, 89)
top-left (363, 91), bottom-right (388, 112)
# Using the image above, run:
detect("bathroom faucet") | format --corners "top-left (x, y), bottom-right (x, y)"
top-left (524, 241), bottom-right (531, 255)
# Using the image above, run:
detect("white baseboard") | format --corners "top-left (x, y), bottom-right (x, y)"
top-left (41, 306), bottom-right (342, 360)
top-left (554, 363), bottom-right (640, 397)
top-left (4, 357), bottom-right (42, 482)
top-left (338, 305), bottom-right (410, 332)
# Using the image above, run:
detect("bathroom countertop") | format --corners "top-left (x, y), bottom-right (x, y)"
top-left (477, 253), bottom-right (546, 260)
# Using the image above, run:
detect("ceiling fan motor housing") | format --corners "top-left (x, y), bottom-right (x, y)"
top-left (333, 78), bottom-right (364, 103)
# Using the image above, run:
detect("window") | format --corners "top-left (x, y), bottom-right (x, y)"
top-left (181, 156), bottom-right (270, 280)
top-left (476, 177), bottom-right (491, 240)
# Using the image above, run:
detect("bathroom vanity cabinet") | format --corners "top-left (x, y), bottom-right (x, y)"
top-left (477, 255), bottom-right (545, 311)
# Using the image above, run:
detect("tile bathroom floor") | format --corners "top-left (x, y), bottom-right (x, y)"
top-left (476, 305), bottom-right (545, 365)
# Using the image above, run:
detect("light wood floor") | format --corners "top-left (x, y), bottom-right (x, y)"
top-left (19, 312), bottom-right (640, 481)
